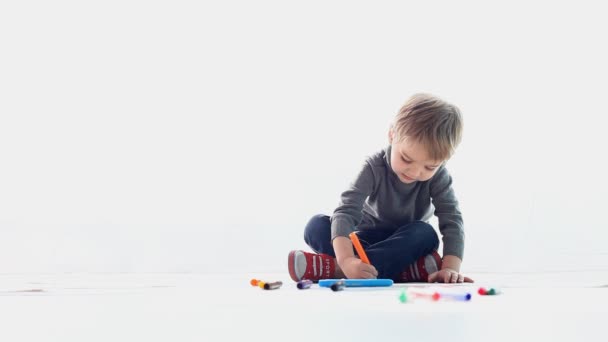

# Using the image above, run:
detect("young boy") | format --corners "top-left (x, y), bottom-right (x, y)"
top-left (288, 93), bottom-right (474, 283)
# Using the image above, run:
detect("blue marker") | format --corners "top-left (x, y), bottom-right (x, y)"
top-left (318, 279), bottom-right (393, 288)
top-left (438, 291), bottom-right (472, 301)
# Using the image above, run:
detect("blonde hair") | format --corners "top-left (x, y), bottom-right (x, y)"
top-left (392, 93), bottom-right (463, 161)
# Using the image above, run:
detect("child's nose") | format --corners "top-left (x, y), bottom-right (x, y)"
top-left (411, 167), bottom-right (423, 178)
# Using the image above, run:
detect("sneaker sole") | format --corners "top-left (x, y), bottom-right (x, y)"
top-left (431, 251), bottom-right (442, 269)
top-left (418, 251), bottom-right (443, 281)
top-left (287, 250), bottom-right (299, 282)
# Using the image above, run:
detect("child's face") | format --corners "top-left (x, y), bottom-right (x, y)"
top-left (389, 136), bottom-right (443, 184)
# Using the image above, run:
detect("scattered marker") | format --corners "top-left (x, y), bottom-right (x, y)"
top-left (478, 287), bottom-right (501, 295)
top-left (487, 288), bottom-right (501, 295)
top-left (318, 279), bottom-right (393, 287)
top-left (263, 281), bottom-right (283, 290)
top-left (407, 289), bottom-right (441, 301)
top-left (438, 291), bottom-right (472, 301)
top-left (330, 280), bottom-right (345, 292)
top-left (297, 280), bottom-right (313, 290)
top-left (398, 289), bottom-right (408, 303)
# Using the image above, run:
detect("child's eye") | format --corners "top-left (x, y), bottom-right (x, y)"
top-left (402, 158), bottom-right (412, 164)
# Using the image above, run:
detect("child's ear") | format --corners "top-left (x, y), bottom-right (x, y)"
top-left (388, 126), bottom-right (394, 144)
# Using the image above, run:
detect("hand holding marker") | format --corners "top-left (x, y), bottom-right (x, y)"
top-left (308, 232), bottom-right (392, 290)
top-left (335, 231), bottom-right (369, 290)
top-left (349, 231), bottom-right (371, 264)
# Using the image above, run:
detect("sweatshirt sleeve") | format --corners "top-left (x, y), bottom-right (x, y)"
top-left (330, 161), bottom-right (376, 240)
top-left (430, 166), bottom-right (465, 260)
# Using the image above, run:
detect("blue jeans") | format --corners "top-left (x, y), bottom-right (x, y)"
top-left (303, 214), bottom-right (439, 281)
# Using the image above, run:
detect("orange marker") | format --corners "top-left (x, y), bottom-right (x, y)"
top-left (349, 232), bottom-right (370, 264)
top-left (250, 279), bottom-right (260, 287)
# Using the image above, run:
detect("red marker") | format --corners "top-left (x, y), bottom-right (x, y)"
top-left (407, 289), bottom-right (441, 301)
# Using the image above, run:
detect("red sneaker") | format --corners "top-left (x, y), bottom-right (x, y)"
top-left (399, 251), bottom-right (442, 282)
top-left (288, 250), bottom-right (335, 282)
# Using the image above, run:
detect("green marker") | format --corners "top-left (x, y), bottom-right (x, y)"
top-left (399, 289), bottom-right (408, 303)
top-left (487, 288), bottom-right (502, 295)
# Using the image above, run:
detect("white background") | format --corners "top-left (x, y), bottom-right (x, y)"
top-left (1, 0), bottom-right (606, 274)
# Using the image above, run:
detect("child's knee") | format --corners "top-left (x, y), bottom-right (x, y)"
top-left (412, 221), bottom-right (439, 249)
top-left (303, 214), bottom-right (331, 241)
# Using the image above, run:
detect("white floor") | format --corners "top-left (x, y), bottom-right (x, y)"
top-left (1, 271), bottom-right (606, 342)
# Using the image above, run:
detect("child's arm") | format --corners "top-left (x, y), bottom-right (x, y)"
top-left (441, 254), bottom-right (463, 271)
top-left (333, 236), bottom-right (378, 279)
top-left (331, 161), bottom-right (378, 279)
top-left (429, 166), bottom-right (473, 283)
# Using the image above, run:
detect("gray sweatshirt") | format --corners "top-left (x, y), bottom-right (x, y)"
top-left (330, 145), bottom-right (465, 259)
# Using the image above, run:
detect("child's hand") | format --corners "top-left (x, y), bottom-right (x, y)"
top-left (428, 269), bottom-right (474, 283)
top-left (339, 256), bottom-right (378, 279)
